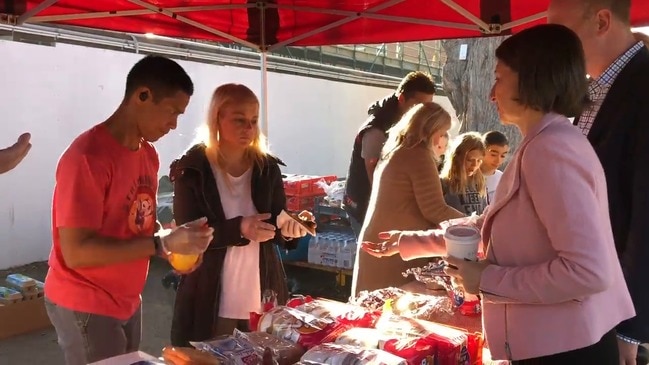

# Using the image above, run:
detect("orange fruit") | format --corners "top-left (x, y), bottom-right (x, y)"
top-left (169, 253), bottom-right (199, 271)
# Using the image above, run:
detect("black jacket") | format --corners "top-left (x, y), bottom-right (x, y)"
top-left (168, 144), bottom-right (297, 346)
top-left (575, 46), bottom-right (649, 342)
top-left (343, 94), bottom-right (401, 222)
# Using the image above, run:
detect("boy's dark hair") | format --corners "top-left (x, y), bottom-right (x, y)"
top-left (396, 71), bottom-right (436, 100)
top-left (125, 55), bottom-right (194, 102)
top-left (483, 131), bottom-right (509, 147)
top-left (495, 24), bottom-right (588, 118)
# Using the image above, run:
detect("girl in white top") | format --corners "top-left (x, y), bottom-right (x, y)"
top-left (169, 84), bottom-right (310, 345)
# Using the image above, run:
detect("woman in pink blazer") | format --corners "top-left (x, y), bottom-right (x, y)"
top-left (362, 24), bottom-right (635, 364)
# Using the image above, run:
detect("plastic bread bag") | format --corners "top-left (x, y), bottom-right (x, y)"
top-left (293, 298), bottom-right (381, 328)
top-left (301, 343), bottom-right (407, 365)
top-left (190, 335), bottom-right (261, 365)
top-left (253, 306), bottom-right (350, 349)
top-left (390, 292), bottom-right (455, 323)
top-left (334, 327), bottom-right (394, 349)
top-left (374, 314), bottom-right (470, 365)
top-left (233, 329), bottom-right (305, 365)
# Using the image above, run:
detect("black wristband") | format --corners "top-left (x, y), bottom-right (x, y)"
top-left (153, 235), bottom-right (165, 257)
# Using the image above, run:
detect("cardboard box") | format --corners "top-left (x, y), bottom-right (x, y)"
top-left (0, 296), bottom-right (52, 340)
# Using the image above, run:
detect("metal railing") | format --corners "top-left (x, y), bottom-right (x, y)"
top-left (0, 23), bottom-right (405, 89)
top-left (218, 40), bottom-right (445, 84)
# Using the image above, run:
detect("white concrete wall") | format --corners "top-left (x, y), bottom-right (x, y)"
top-left (0, 39), bottom-right (458, 269)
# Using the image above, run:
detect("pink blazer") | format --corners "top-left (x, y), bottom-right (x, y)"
top-left (400, 113), bottom-right (635, 361)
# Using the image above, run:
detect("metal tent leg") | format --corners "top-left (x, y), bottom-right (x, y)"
top-left (260, 52), bottom-right (269, 140)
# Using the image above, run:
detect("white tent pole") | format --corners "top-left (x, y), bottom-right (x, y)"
top-left (440, 0), bottom-right (492, 32)
top-left (259, 2), bottom-right (270, 143)
top-left (29, 4), bottom-right (253, 23)
top-left (260, 52), bottom-right (269, 140)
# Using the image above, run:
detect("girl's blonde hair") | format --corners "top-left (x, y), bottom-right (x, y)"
top-left (382, 102), bottom-right (452, 159)
top-left (441, 132), bottom-right (486, 197)
top-left (195, 83), bottom-right (269, 170)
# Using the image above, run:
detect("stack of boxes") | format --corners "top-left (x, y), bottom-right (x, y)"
top-left (0, 274), bottom-right (44, 305)
top-left (283, 174), bottom-right (337, 212)
top-left (0, 273), bottom-right (50, 340)
top-left (280, 174), bottom-right (337, 262)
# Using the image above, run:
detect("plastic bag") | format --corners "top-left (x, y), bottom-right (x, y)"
top-left (439, 212), bottom-right (480, 231)
top-left (293, 298), bottom-right (381, 328)
top-left (334, 327), bottom-right (394, 349)
top-left (315, 180), bottom-right (345, 202)
top-left (374, 314), bottom-right (470, 365)
top-left (402, 261), bottom-right (481, 317)
top-left (350, 287), bottom-right (409, 312)
top-left (233, 329), bottom-right (305, 365)
top-left (190, 335), bottom-right (261, 365)
top-left (254, 306), bottom-right (349, 349)
top-left (301, 343), bottom-right (407, 365)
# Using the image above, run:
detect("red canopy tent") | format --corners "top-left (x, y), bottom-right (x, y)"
top-left (5, 0), bottom-right (647, 50)
top-left (3, 0), bottom-right (649, 133)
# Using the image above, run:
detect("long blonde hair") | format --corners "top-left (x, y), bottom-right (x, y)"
top-left (382, 102), bottom-right (451, 159)
top-left (441, 132), bottom-right (486, 197)
top-left (195, 83), bottom-right (269, 170)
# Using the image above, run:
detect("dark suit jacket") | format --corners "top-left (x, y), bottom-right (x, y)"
top-left (575, 46), bottom-right (649, 342)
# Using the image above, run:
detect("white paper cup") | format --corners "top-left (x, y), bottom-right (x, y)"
top-left (444, 225), bottom-right (481, 261)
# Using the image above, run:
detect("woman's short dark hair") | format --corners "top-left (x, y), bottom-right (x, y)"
top-left (495, 24), bottom-right (588, 117)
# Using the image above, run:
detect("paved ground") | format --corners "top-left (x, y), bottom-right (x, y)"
top-left (0, 258), bottom-right (348, 364)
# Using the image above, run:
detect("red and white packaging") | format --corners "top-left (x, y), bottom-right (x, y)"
top-left (253, 306), bottom-right (350, 349)
top-left (293, 298), bottom-right (380, 328)
top-left (374, 314), bottom-right (471, 365)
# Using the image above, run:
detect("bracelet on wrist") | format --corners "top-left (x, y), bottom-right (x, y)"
top-left (616, 333), bottom-right (641, 345)
top-left (153, 234), bottom-right (170, 257)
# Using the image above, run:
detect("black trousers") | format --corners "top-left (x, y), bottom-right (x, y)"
top-left (512, 329), bottom-right (618, 365)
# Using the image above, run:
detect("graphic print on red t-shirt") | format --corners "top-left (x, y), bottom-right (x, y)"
top-left (127, 180), bottom-right (157, 235)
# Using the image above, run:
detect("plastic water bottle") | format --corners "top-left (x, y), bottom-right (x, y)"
top-left (308, 235), bottom-right (320, 265)
top-left (319, 233), bottom-right (331, 266)
top-left (348, 234), bottom-right (358, 269)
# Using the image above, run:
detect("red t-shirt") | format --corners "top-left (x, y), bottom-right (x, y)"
top-left (44, 124), bottom-right (159, 320)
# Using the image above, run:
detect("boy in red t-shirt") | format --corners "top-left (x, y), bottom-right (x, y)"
top-left (44, 55), bottom-right (214, 365)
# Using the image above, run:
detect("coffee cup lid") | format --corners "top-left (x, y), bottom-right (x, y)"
top-left (444, 225), bottom-right (480, 241)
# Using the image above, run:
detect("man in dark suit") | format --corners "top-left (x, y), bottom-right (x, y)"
top-left (549, 1), bottom-right (649, 364)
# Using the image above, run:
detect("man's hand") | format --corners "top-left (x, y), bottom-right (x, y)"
top-left (0, 133), bottom-right (32, 174)
top-left (161, 217), bottom-right (214, 254)
top-left (618, 338), bottom-right (638, 365)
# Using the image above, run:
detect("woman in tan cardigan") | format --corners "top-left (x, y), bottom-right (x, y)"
top-left (351, 102), bottom-right (465, 295)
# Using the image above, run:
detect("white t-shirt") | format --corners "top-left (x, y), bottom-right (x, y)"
top-left (211, 165), bottom-right (262, 319)
top-left (485, 170), bottom-right (503, 205)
